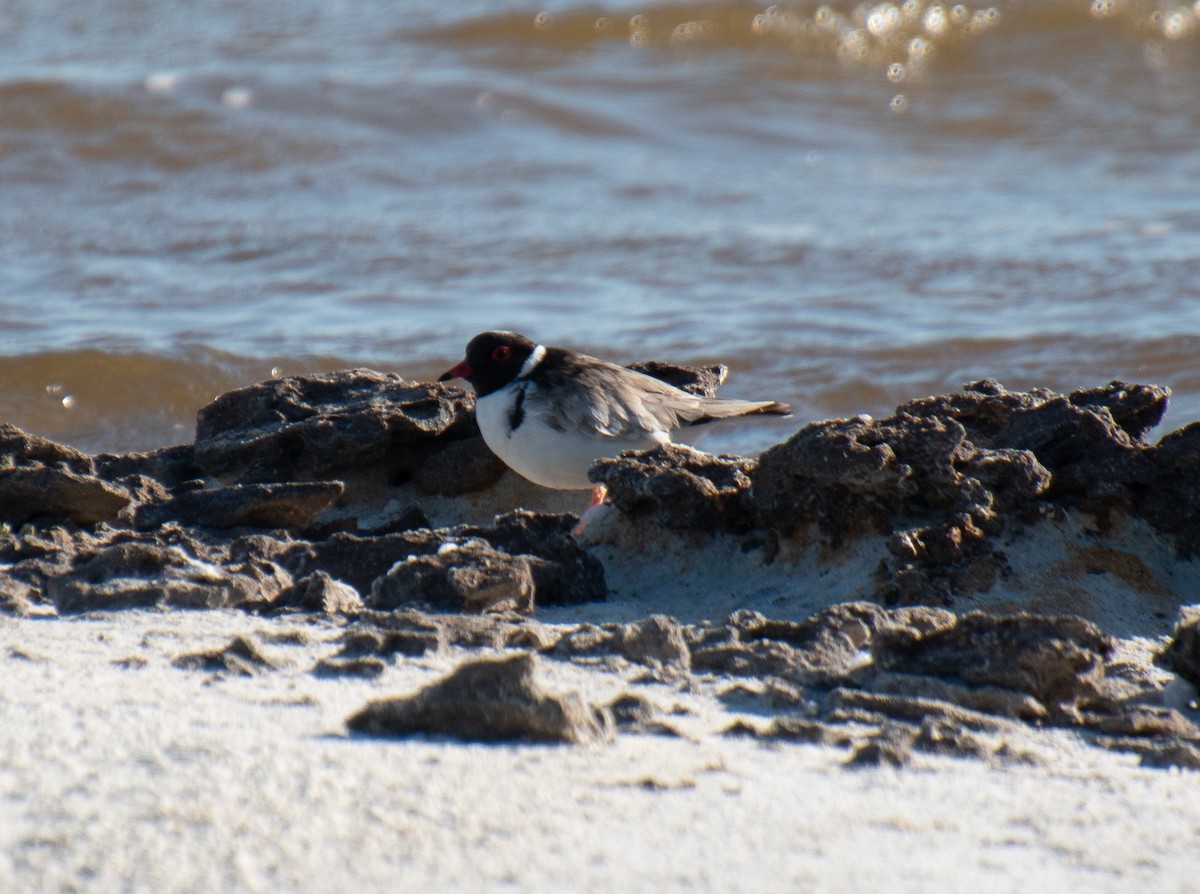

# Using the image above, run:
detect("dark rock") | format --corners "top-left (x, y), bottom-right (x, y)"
top-left (731, 603), bottom-right (885, 684)
top-left (553, 616), bottom-right (691, 671)
top-left (590, 444), bottom-right (756, 531)
top-left (1067, 381), bottom-right (1170, 443)
top-left (345, 652), bottom-right (613, 744)
top-left (411, 437), bottom-right (507, 496)
top-left (624, 360), bottom-right (727, 397)
top-left (502, 620), bottom-right (560, 651)
top-left (0, 467), bottom-right (130, 527)
top-left (289, 512), bottom-right (605, 608)
top-left (828, 688), bottom-right (1013, 733)
top-left (1080, 706), bottom-right (1199, 738)
top-left (46, 539), bottom-right (277, 613)
top-left (691, 639), bottom-right (804, 679)
top-left (554, 623), bottom-right (620, 659)
top-left (0, 525), bottom-right (94, 588)
top-left (337, 619), bottom-right (444, 658)
top-left (1143, 425), bottom-right (1200, 557)
top-left (171, 636), bottom-right (279, 676)
top-left (750, 404), bottom-right (1043, 602)
top-left (279, 571), bottom-right (364, 614)
top-left (94, 445), bottom-right (202, 490)
top-left (1139, 740), bottom-right (1200, 770)
top-left (0, 574), bottom-right (38, 616)
top-left (606, 692), bottom-right (681, 736)
top-left (618, 615), bottom-right (691, 670)
top-left (869, 672), bottom-right (1048, 721)
top-left (689, 604), bottom-right (891, 685)
top-left (1157, 606), bottom-right (1200, 689)
top-left (716, 679), bottom-right (810, 712)
top-left (845, 724), bottom-right (917, 768)
top-left (0, 425), bottom-right (131, 526)
top-left (463, 511), bottom-right (606, 606)
top-left (288, 529), bottom-right (441, 594)
top-left (913, 717), bottom-right (993, 760)
top-left (370, 539), bottom-right (535, 614)
top-left (990, 395), bottom-right (1149, 508)
top-left (313, 657), bottom-right (387, 679)
top-left (194, 370), bottom-right (476, 484)
top-left (335, 611), bottom-right (551, 656)
top-left (872, 611), bottom-right (1114, 720)
top-left (745, 380), bottom-right (1192, 601)
top-left (136, 481), bottom-right (344, 531)
top-left (723, 717), bottom-right (854, 746)
top-left (0, 423), bottom-right (94, 470)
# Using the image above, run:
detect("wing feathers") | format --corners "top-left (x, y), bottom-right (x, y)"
top-left (525, 356), bottom-right (789, 441)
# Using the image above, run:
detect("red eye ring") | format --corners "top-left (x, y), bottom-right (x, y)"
top-left (491, 346), bottom-right (511, 362)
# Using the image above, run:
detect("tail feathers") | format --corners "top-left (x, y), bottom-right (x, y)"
top-left (688, 398), bottom-right (792, 426)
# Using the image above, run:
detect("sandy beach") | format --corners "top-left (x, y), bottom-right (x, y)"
top-left (3, 604), bottom-right (1198, 894)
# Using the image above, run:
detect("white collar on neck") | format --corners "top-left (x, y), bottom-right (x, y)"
top-left (517, 344), bottom-right (546, 379)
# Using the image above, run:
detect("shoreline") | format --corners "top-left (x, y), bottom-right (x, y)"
top-left (4, 369), bottom-right (1200, 889)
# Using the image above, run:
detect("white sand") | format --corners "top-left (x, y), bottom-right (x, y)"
top-left (4, 606), bottom-right (1200, 894)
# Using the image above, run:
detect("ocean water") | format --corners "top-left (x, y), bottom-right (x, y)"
top-left (1, 0), bottom-right (1198, 455)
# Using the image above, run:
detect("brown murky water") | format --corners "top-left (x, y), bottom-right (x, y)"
top-left (1, 0), bottom-right (1198, 454)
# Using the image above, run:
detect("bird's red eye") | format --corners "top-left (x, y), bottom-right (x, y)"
top-left (492, 346), bottom-right (511, 362)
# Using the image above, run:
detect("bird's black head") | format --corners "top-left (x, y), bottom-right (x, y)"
top-left (438, 331), bottom-right (539, 397)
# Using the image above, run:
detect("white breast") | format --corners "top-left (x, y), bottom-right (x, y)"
top-left (474, 383), bottom-right (666, 490)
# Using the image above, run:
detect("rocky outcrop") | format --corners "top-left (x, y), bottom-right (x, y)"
top-left (595, 378), bottom-right (1195, 605)
top-left (3, 369), bottom-right (1200, 767)
top-left (193, 370), bottom-right (479, 484)
top-left (346, 652), bottom-right (613, 744)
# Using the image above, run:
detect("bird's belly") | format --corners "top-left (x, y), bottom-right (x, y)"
top-left (475, 391), bottom-right (662, 491)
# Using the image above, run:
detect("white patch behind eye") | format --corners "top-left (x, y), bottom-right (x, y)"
top-left (517, 344), bottom-right (546, 379)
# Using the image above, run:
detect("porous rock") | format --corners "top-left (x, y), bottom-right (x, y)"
top-left (46, 538), bottom-right (284, 613)
top-left (723, 717), bottom-right (854, 746)
top-left (94, 445), bottom-right (202, 491)
top-left (605, 692), bottom-right (682, 736)
top-left (136, 481), bottom-right (344, 531)
top-left (410, 436), bottom-right (507, 495)
top-left (313, 657), bottom-right (386, 679)
top-left (171, 635), bottom-right (279, 676)
top-left (0, 467), bottom-right (130, 527)
top-left (1142, 423), bottom-right (1200, 558)
top-left (461, 510), bottom-right (607, 606)
top-left (845, 724), bottom-right (917, 768)
top-left (345, 652), bottom-right (612, 744)
top-left (194, 370), bottom-right (476, 483)
top-left (1139, 740), bottom-right (1200, 770)
top-left (0, 424), bottom-right (132, 526)
top-left (370, 539), bottom-right (535, 614)
top-left (871, 610), bottom-right (1114, 720)
top-left (913, 717), bottom-right (994, 760)
top-left (0, 575), bottom-right (38, 617)
top-left (554, 615), bottom-right (690, 671)
top-left (0, 423), bottom-right (94, 470)
top-left (618, 615), bottom-right (691, 670)
top-left (1157, 606), bottom-right (1200, 690)
top-left (278, 571), bottom-right (364, 614)
top-left (336, 613), bottom-right (446, 658)
top-left (288, 511), bottom-right (604, 608)
top-left (828, 688), bottom-right (1014, 734)
top-left (590, 444), bottom-right (756, 531)
top-left (688, 603), bottom-right (891, 685)
top-left (624, 360), bottom-right (727, 396)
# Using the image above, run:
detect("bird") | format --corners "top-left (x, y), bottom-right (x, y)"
top-left (438, 331), bottom-right (791, 532)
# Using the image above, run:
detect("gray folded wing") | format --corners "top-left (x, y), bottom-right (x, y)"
top-left (526, 360), bottom-right (787, 441)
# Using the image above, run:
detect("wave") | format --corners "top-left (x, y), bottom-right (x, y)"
top-left (413, 0), bottom-right (1200, 79)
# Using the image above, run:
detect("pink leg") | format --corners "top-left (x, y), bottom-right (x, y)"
top-left (572, 485), bottom-right (609, 537)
